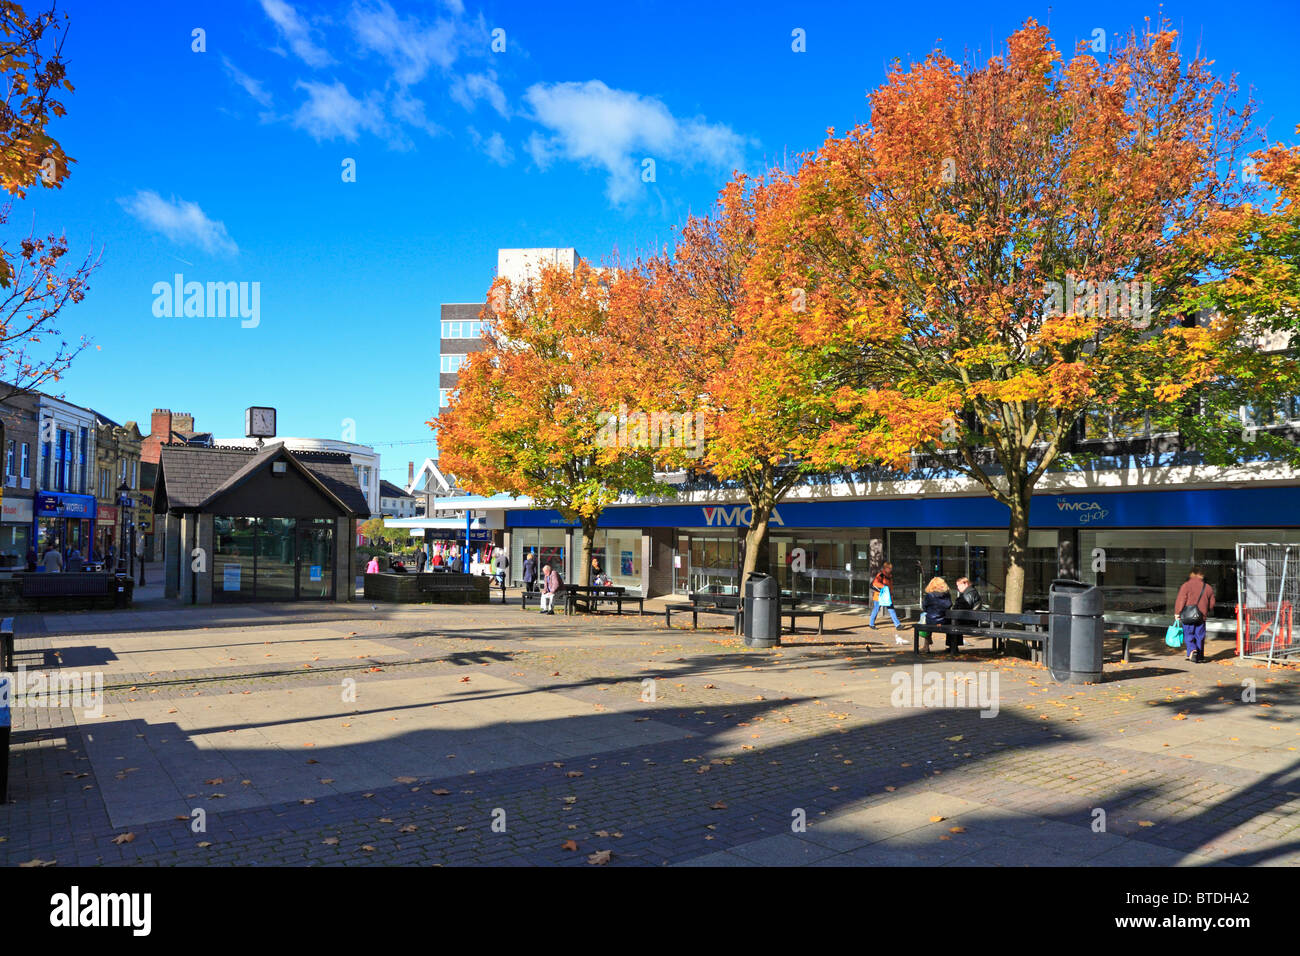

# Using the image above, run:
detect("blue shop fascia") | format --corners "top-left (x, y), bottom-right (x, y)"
top-left (33, 491), bottom-right (98, 561)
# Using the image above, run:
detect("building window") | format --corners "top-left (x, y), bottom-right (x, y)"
top-left (439, 353), bottom-right (466, 374)
top-left (440, 320), bottom-right (483, 339)
top-left (21, 442), bottom-right (30, 479)
top-left (79, 426), bottom-right (89, 495)
top-left (131, 459), bottom-right (137, 489)
top-left (5, 440), bottom-right (12, 476)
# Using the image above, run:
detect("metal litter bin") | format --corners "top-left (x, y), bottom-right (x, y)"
top-left (1048, 579), bottom-right (1104, 683)
top-left (743, 573), bottom-right (781, 648)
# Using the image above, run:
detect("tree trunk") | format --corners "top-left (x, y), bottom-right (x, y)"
top-left (579, 516), bottom-right (597, 588)
top-left (1003, 492), bottom-right (1031, 614)
top-left (740, 505), bottom-right (772, 593)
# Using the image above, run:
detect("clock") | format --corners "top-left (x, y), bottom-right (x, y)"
top-left (245, 406), bottom-right (276, 439)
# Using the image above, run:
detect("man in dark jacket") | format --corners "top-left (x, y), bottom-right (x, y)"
top-left (954, 577), bottom-right (981, 610)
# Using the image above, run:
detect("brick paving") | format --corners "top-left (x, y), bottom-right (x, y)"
top-left (3, 595), bottom-right (1300, 866)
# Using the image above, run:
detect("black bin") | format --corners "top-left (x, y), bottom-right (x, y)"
top-left (743, 573), bottom-right (781, 648)
top-left (114, 573), bottom-right (130, 609)
top-left (1048, 578), bottom-right (1104, 683)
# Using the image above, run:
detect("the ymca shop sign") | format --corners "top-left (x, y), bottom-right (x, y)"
top-left (1055, 499), bottom-right (1110, 525)
top-left (702, 506), bottom-right (784, 528)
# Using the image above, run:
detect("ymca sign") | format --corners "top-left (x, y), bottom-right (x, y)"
top-left (702, 506), bottom-right (784, 528)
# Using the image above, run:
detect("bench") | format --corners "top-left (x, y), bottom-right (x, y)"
top-left (572, 585), bottom-right (644, 616)
top-left (0, 617), bottom-right (13, 673)
top-left (666, 593), bottom-right (743, 635)
top-left (782, 609), bottom-right (825, 634)
top-left (17, 572), bottom-right (124, 611)
top-left (1106, 628), bottom-right (1134, 664)
top-left (563, 584), bottom-right (644, 615)
top-left (915, 608), bottom-right (1049, 661)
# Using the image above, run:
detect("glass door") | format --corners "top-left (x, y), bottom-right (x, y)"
top-left (256, 517), bottom-right (297, 601)
top-left (296, 519), bottom-right (335, 600)
top-left (686, 533), bottom-right (738, 594)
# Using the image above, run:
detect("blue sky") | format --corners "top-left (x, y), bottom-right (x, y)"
top-left (22, 0), bottom-right (1300, 485)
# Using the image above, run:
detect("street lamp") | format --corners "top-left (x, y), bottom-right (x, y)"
top-left (116, 480), bottom-right (133, 575)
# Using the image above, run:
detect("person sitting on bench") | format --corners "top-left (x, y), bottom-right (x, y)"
top-left (954, 577), bottom-right (981, 610)
top-left (539, 563), bottom-right (562, 615)
top-left (920, 577), bottom-right (954, 655)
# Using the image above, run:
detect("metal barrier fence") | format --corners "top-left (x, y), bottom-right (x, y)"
top-left (1237, 543), bottom-right (1298, 665)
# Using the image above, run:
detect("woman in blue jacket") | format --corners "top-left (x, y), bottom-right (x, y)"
top-left (920, 577), bottom-right (954, 655)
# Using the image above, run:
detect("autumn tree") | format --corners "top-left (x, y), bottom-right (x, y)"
top-left (1168, 127), bottom-right (1300, 454)
top-left (431, 260), bottom-right (662, 588)
top-left (779, 19), bottom-right (1268, 611)
top-left (0, 1), bottom-right (96, 403)
top-left (605, 174), bottom-right (943, 590)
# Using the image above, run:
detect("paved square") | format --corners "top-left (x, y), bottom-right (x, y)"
top-left (3, 598), bottom-right (1300, 866)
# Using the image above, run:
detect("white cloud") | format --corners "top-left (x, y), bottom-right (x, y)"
top-left (260, 0), bottom-right (332, 67)
top-left (221, 56), bottom-right (272, 108)
top-left (349, 0), bottom-right (468, 85)
top-left (391, 89), bottom-right (444, 138)
top-left (470, 128), bottom-right (513, 166)
top-left (291, 80), bottom-right (389, 142)
top-left (523, 80), bottom-right (750, 204)
top-left (451, 70), bottom-right (507, 117)
top-left (121, 191), bottom-right (238, 256)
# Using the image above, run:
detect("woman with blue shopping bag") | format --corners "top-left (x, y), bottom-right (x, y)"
top-left (1174, 568), bottom-right (1215, 663)
top-left (868, 562), bottom-right (902, 633)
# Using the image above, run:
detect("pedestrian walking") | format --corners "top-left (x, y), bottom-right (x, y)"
top-left (522, 550), bottom-right (537, 593)
top-left (365, 554), bottom-right (380, 575)
top-left (493, 548), bottom-right (509, 586)
top-left (1174, 567), bottom-right (1216, 663)
top-left (43, 546), bottom-right (63, 573)
top-left (416, 547), bottom-right (427, 572)
top-left (868, 562), bottom-right (902, 630)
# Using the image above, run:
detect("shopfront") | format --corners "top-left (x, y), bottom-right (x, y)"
top-left (505, 484), bottom-right (1300, 617)
top-left (213, 515), bottom-right (337, 602)
top-left (33, 491), bottom-right (97, 562)
top-left (510, 527), bottom-right (567, 584)
top-left (0, 495), bottom-right (32, 569)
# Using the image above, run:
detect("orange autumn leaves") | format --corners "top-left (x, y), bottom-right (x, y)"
top-left (430, 16), bottom-right (1294, 604)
